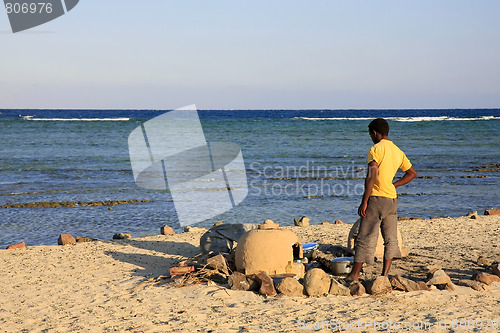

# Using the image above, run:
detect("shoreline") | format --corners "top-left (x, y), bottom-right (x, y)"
top-left (1, 215), bottom-right (499, 332)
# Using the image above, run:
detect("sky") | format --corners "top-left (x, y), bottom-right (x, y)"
top-left (1, 0), bottom-right (500, 110)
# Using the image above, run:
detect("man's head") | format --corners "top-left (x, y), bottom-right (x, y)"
top-left (368, 118), bottom-right (389, 143)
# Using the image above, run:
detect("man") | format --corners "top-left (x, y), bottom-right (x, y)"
top-left (345, 118), bottom-right (417, 282)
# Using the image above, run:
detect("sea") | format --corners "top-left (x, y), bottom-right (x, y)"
top-left (0, 109), bottom-right (499, 247)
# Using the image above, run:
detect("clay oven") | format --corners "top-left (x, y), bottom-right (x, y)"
top-left (235, 220), bottom-right (304, 278)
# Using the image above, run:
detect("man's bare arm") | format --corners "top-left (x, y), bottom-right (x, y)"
top-left (358, 161), bottom-right (378, 218)
top-left (393, 166), bottom-right (417, 188)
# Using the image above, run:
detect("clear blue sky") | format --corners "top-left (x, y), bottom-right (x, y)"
top-left (1, 1), bottom-right (500, 110)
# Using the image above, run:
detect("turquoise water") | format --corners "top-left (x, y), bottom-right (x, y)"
top-left (0, 109), bottom-right (499, 246)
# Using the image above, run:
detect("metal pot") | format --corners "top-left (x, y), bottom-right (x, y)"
top-left (330, 257), bottom-right (354, 275)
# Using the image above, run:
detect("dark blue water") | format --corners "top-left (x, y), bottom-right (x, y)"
top-left (0, 109), bottom-right (499, 247)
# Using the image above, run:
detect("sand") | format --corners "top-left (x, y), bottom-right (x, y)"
top-left (1, 215), bottom-right (499, 332)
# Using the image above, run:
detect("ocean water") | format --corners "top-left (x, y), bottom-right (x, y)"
top-left (0, 109), bottom-right (499, 247)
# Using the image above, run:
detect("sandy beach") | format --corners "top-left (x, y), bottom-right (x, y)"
top-left (1, 215), bottom-right (499, 332)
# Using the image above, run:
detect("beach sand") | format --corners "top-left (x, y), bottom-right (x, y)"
top-left (1, 215), bottom-right (499, 332)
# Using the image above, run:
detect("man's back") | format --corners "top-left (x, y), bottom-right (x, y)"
top-left (368, 139), bottom-right (412, 198)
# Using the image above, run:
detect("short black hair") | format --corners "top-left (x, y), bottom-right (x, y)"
top-left (368, 118), bottom-right (389, 136)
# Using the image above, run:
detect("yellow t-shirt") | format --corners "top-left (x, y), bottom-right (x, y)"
top-left (367, 139), bottom-right (412, 198)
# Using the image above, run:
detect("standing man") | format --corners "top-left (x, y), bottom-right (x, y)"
top-left (345, 118), bottom-right (417, 282)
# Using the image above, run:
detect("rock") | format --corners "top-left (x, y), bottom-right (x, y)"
top-left (467, 211), bottom-right (478, 219)
top-left (390, 275), bottom-right (422, 292)
top-left (444, 282), bottom-right (456, 291)
top-left (58, 234), bottom-right (76, 245)
top-left (256, 272), bottom-right (277, 296)
top-left (334, 220), bottom-right (344, 225)
top-left (112, 233), bottom-right (131, 240)
top-left (492, 263), bottom-right (500, 277)
top-left (6, 242), bottom-right (25, 250)
top-left (321, 221), bottom-right (330, 225)
top-left (184, 226), bottom-right (207, 233)
top-left (228, 272), bottom-right (251, 291)
top-left (75, 236), bottom-right (96, 243)
top-left (416, 281), bottom-right (431, 291)
top-left (207, 254), bottom-right (229, 275)
top-left (472, 272), bottom-right (500, 285)
top-left (160, 225), bottom-right (175, 235)
top-left (108, 206), bottom-right (113, 210)
top-left (398, 216), bottom-right (411, 221)
top-left (484, 208), bottom-right (500, 215)
top-left (275, 277), bottom-right (304, 297)
top-left (425, 265), bottom-right (442, 275)
top-left (259, 219), bottom-right (280, 230)
top-left (457, 279), bottom-right (490, 291)
top-left (477, 256), bottom-right (492, 267)
top-left (294, 216), bottom-right (310, 227)
top-left (245, 275), bottom-right (260, 291)
top-left (365, 276), bottom-right (392, 296)
top-left (304, 268), bottom-right (331, 297)
top-left (430, 216), bottom-right (440, 220)
top-left (329, 278), bottom-right (351, 296)
top-left (349, 281), bottom-right (366, 296)
top-left (426, 269), bottom-right (451, 286)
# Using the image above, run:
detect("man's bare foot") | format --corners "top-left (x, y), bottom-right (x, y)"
top-left (344, 274), bottom-right (358, 282)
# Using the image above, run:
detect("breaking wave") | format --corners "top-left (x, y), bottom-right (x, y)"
top-left (294, 116), bottom-right (500, 122)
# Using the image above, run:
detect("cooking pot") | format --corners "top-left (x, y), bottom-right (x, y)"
top-left (330, 257), bottom-right (354, 275)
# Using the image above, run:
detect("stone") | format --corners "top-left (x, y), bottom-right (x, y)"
top-left (444, 282), bottom-right (456, 291)
top-left (348, 218), bottom-right (407, 261)
top-left (467, 211), bottom-right (478, 219)
top-left (294, 216), bottom-right (310, 227)
top-left (58, 234), bottom-right (76, 245)
top-left (207, 254), bottom-right (229, 275)
top-left (472, 272), bottom-right (500, 285)
top-left (259, 219), bottom-right (280, 230)
top-left (6, 242), bottom-right (25, 250)
top-left (492, 263), bottom-right (500, 277)
top-left (334, 220), bottom-right (344, 225)
top-left (160, 225), bottom-right (175, 235)
top-left (426, 269), bottom-right (451, 286)
top-left (75, 236), bottom-right (96, 243)
top-left (457, 279), bottom-right (490, 291)
top-left (329, 278), bottom-right (351, 296)
top-left (349, 281), bottom-right (366, 296)
top-left (112, 233), bottom-right (131, 240)
top-left (390, 275), bottom-right (422, 292)
top-left (484, 208), bottom-right (500, 216)
top-left (365, 276), bottom-right (392, 296)
top-left (417, 281), bottom-right (431, 290)
top-left (398, 216), bottom-right (411, 221)
top-left (321, 221), bottom-right (330, 225)
top-left (228, 272), bottom-right (251, 291)
top-left (245, 275), bottom-right (260, 291)
top-left (477, 256), bottom-right (492, 267)
top-left (416, 281), bottom-right (431, 291)
top-left (256, 272), bottom-right (277, 296)
top-left (275, 277), bottom-right (304, 297)
top-left (184, 226), bottom-right (207, 233)
top-left (304, 268), bottom-right (331, 297)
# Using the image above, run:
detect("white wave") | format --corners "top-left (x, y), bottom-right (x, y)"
top-left (294, 117), bottom-right (374, 121)
top-left (294, 116), bottom-right (500, 122)
top-left (22, 116), bottom-right (130, 121)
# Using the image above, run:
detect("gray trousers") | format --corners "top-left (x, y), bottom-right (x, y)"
top-left (354, 196), bottom-right (401, 264)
